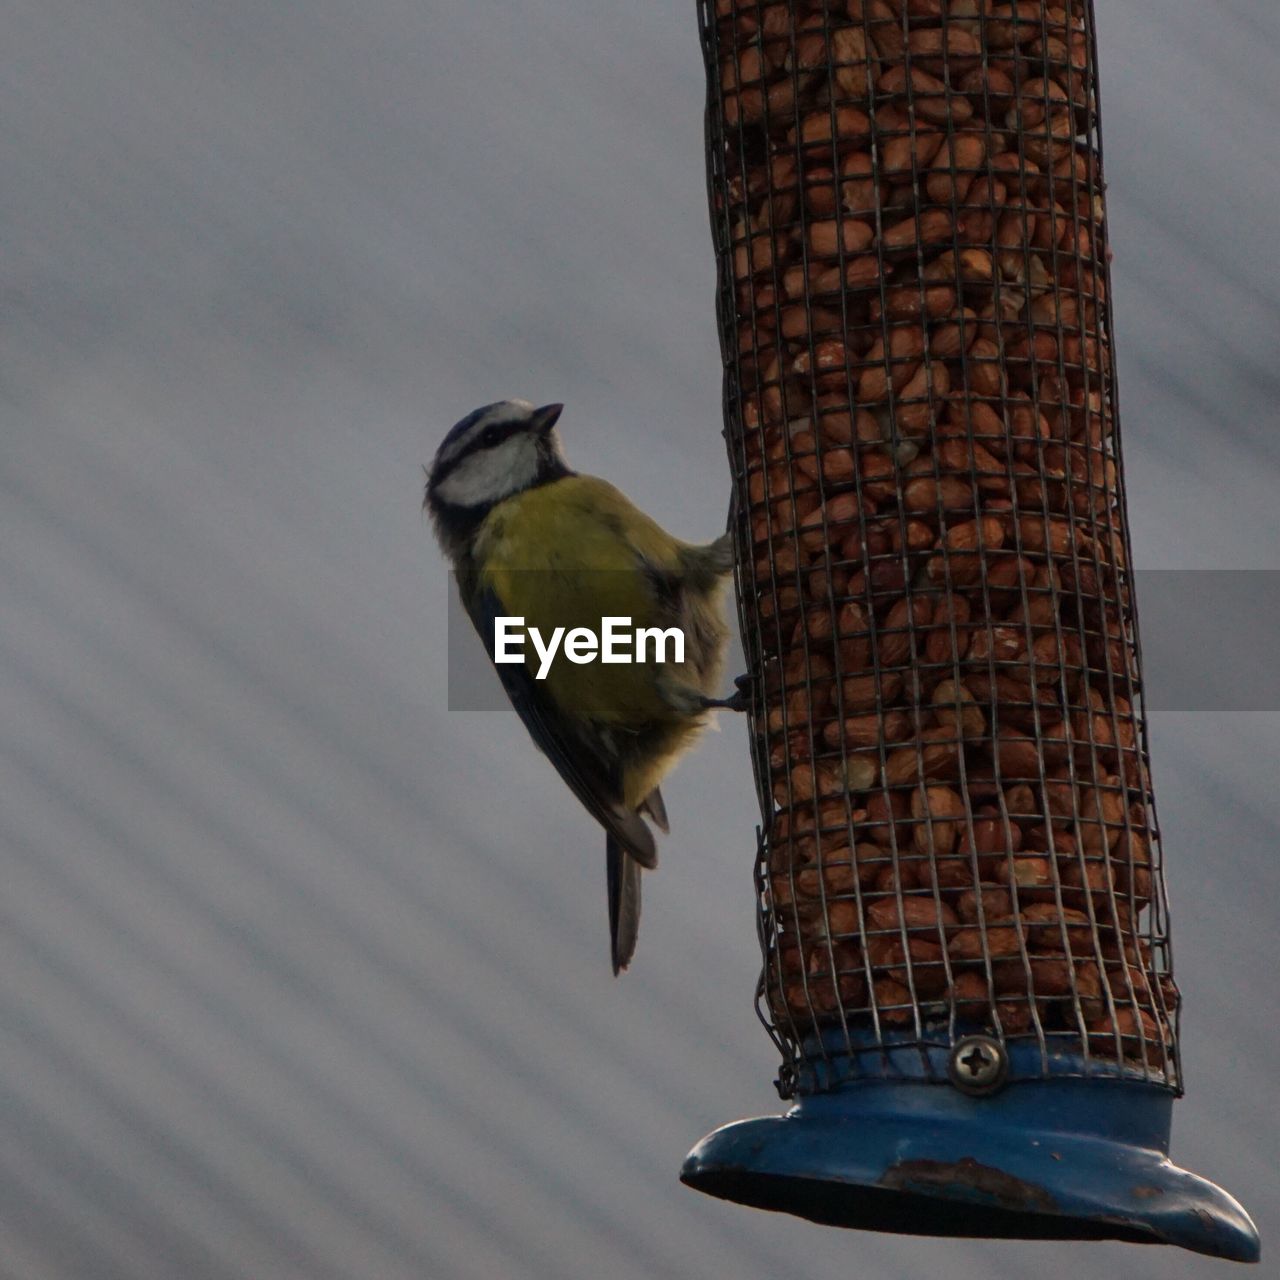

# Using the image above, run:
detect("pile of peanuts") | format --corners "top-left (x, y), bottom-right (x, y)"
top-left (710, 0), bottom-right (1178, 1073)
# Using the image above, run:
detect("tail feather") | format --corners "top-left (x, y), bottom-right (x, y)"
top-left (607, 835), bottom-right (643, 975)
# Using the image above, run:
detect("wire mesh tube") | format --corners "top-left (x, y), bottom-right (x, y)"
top-left (699, 0), bottom-right (1179, 1097)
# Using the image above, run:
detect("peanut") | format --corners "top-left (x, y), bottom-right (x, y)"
top-left (713, 0), bottom-right (1172, 1069)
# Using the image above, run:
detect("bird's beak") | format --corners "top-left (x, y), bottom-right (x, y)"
top-left (532, 403), bottom-right (564, 436)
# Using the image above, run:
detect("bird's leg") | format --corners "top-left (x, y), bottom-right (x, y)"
top-left (698, 672), bottom-right (753, 713)
top-left (658, 672), bottom-right (718, 717)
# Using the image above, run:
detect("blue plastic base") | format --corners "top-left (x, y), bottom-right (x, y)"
top-left (681, 1054), bottom-right (1259, 1261)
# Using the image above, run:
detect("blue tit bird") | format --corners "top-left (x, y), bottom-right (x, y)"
top-left (425, 399), bottom-right (738, 974)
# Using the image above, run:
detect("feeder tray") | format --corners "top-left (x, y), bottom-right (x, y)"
top-left (682, 1033), bottom-right (1259, 1260)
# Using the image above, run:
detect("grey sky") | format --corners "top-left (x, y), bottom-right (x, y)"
top-left (2, 1), bottom-right (1276, 1277)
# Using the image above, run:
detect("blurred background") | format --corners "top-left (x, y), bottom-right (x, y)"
top-left (2, 1), bottom-right (1276, 1277)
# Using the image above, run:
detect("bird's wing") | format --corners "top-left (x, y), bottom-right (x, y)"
top-left (464, 582), bottom-right (658, 871)
top-left (637, 788), bottom-right (669, 834)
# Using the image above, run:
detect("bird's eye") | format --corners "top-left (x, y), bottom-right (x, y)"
top-left (479, 426), bottom-right (502, 448)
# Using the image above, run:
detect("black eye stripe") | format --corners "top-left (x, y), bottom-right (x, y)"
top-left (478, 421), bottom-right (524, 448)
top-left (430, 420), bottom-right (528, 486)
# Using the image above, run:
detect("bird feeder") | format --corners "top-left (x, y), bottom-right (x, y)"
top-left (681, 0), bottom-right (1260, 1261)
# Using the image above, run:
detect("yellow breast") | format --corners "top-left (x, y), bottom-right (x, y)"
top-left (473, 476), bottom-right (712, 727)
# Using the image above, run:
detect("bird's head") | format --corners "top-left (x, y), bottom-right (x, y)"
top-left (425, 399), bottom-right (569, 542)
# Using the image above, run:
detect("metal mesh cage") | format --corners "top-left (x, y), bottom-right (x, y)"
top-left (698, 0), bottom-right (1180, 1098)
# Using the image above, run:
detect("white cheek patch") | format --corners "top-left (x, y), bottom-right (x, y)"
top-left (435, 437), bottom-right (540, 507)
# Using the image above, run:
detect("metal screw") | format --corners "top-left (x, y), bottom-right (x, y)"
top-left (948, 1034), bottom-right (1009, 1096)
